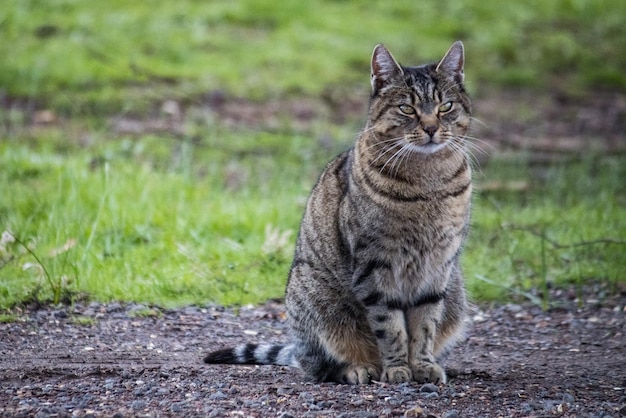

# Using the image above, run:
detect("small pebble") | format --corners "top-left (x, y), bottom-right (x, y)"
top-left (208, 408), bottom-right (225, 418)
top-left (82, 309), bottom-right (97, 317)
top-left (338, 412), bottom-right (377, 418)
top-left (130, 399), bottom-right (145, 410)
top-left (443, 411), bottom-right (460, 418)
top-left (106, 302), bottom-right (123, 313)
top-left (404, 406), bottom-right (424, 417)
top-left (53, 310), bottom-right (68, 319)
top-left (420, 383), bottom-right (439, 393)
top-left (298, 391), bottom-right (314, 403)
top-left (277, 386), bottom-right (294, 395)
top-left (209, 391), bottom-right (227, 401)
top-left (170, 402), bottom-right (186, 413)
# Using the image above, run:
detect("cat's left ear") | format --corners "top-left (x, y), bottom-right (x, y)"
top-left (436, 41), bottom-right (464, 83)
top-left (371, 44), bottom-right (404, 94)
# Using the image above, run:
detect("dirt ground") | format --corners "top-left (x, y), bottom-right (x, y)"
top-left (1, 286), bottom-right (624, 418)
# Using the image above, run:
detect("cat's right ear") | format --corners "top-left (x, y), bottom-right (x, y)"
top-left (371, 44), bottom-right (404, 94)
top-left (436, 41), bottom-right (465, 83)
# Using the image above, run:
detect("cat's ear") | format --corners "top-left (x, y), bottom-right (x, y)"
top-left (436, 41), bottom-right (464, 83)
top-left (371, 44), bottom-right (404, 93)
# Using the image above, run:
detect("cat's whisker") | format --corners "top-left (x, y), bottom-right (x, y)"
top-left (363, 134), bottom-right (412, 169)
top-left (363, 136), bottom-right (404, 153)
top-left (462, 133), bottom-right (494, 150)
top-left (387, 144), bottom-right (408, 178)
top-left (448, 140), bottom-right (483, 175)
top-left (359, 124), bottom-right (382, 136)
top-left (369, 140), bottom-right (404, 166)
top-left (460, 136), bottom-right (494, 159)
top-left (379, 144), bottom-right (405, 175)
top-left (393, 144), bottom-right (416, 178)
top-left (454, 132), bottom-right (491, 152)
top-left (469, 116), bottom-right (488, 129)
top-left (380, 142), bottom-right (412, 177)
top-left (460, 140), bottom-right (490, 158)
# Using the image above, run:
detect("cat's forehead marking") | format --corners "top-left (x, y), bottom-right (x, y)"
top-left (405, 67), bottom-right (437, 103)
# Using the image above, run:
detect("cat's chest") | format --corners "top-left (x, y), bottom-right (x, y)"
top-left (388, 227), bottom-right (451, 273)
top-left (348, 207), bottom-right (462, 297)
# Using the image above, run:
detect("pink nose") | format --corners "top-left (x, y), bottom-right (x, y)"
top-left (423, 125), bottom-right (438, 138)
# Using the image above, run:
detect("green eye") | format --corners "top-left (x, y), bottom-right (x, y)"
top-left (439, 101), bottom-right (453, 113)
top-left (399, 104), bottom-right (415, 115)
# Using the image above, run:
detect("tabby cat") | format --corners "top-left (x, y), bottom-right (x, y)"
top-left (205, 41), bottom-right (472, 385)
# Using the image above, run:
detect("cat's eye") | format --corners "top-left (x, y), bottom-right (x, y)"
top-left (398, 104), bottom-right (416, 115)
top-left (438, 101), bottom-right (453, 113)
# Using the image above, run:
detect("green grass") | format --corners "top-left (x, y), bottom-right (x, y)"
top-left (1, 125), bottom-right (625, 309)
top-left (0, 121), bottom-right (351, 308)
top-left (466, 156), bottom-right (626, 305)
top-left (2, 0), bottom-right (625, 114)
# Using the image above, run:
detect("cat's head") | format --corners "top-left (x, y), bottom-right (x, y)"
top-left (367, 41), bottom-right (471, 156)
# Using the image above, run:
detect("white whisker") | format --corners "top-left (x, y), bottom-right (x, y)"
top-left (363, 136), bottom-right (404, 153)
top-left (380, 142), bottom-right (412, 177)
top-left (469, 116), bottom-right (488, 129)
top-left (369, 140), bottom-right (404, 167)
top-left (448, 138), bottom-right (484, 176)
top-left (461, 140), bottom-right (490, 158)
top-left (464, 135), bottom-right (495, 150)
top-left (358, 124), bottom-right (380, 136)
top-left (393, 144), bottom-right (415, 178)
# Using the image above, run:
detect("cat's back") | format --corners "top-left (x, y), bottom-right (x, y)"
top-left (309, 148), bottom-right (352, 207)
top-left (287, 148), bottom-right (353, 277)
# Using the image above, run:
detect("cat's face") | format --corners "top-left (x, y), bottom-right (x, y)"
top-left (367, 42), bottom-right (471, 156)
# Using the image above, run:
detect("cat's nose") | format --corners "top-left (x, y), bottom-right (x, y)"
top-left (423, 125), bottom-right (438, 138)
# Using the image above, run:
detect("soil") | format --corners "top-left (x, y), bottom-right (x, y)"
top-left (1, 288), bottom-right (624, 418)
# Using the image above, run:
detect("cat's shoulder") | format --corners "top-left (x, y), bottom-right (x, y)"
top-left (317, 148), bottom-right (353, 183)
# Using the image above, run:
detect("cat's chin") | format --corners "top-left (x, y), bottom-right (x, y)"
top-left (407, 142), bottom-right (447, 155)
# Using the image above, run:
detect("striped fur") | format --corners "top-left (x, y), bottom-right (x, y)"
top-left (204, 343), bottom-right (299, 367)
top-left (205, 42), bottom-right (472, 385)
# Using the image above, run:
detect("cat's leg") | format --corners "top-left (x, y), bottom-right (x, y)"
top-left (287, 273), bottom-right (381, 384)
top-left (292, 326), bottom-right (380, 384)
top-left (406, 302), bottom-right (447, 384)
top-left (364, 305), bottom-right (413, 383)
top-left (319, 326), bottom-right (381, 384)
top-left (434, 269), bottom-right (468, 360)
top-left (292, 338), bottom-right (367, 383)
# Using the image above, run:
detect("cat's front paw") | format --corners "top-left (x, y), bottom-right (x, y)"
top-left (380, 366), bottom-right (412, 383)
top-left (411, 361), bottom-right (446, 384)
top-left (337, 364), bottom-right (380, 385)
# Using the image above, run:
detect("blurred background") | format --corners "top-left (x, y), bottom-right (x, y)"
top-left (1, 0), bottom-right (624, 310)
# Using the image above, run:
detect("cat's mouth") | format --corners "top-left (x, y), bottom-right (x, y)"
top-left (406, 139), bottom-right (447, 155)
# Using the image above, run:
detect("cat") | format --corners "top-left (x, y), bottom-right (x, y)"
top-left (205, 41), bottom-right (472, 385)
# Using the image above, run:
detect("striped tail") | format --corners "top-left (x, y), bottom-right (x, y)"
top-left (204, 343), bottom-right (299, 367)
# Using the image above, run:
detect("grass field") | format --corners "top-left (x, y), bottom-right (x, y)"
top-left (1, 0), bottom-right (625, 309)
top-left (3, 0), bottom-right (625, 112)
top-left (2, 125), bottom-right (624, 309)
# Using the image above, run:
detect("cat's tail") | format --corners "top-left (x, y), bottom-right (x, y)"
top-left (204, 343), bottom-right (299, 367)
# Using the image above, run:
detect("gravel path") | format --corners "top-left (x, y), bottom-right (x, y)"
top-left (1, 289), bottom-right (625, 417)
